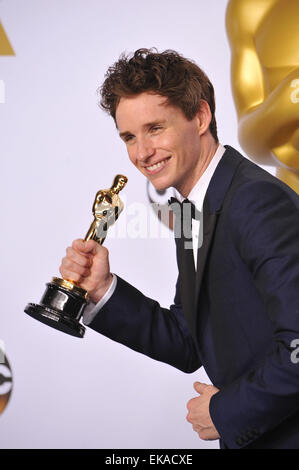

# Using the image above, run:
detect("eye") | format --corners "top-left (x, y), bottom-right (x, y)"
top-left (151, 125), bottom-right (162, 133)
top-left (124, 134), bottom-right (135, 143)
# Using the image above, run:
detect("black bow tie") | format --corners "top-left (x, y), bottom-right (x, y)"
top-left (168, 197), bottom-right (200, 220)
top-left (168, 197), bottom-right (202, 243)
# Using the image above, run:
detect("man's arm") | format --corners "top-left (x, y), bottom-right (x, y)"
top-left (59, 239), bottom-right (201, 374)
top-left (87, 274), bottom-right (201, 374)
top-left (209, 180), bottom-right (299, 448)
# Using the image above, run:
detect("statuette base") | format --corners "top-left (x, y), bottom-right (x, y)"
top-left (24, 279), bottom-right (87, 338)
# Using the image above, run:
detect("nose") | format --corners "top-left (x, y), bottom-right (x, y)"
top-left (135, 136), bottom-right (155, 163)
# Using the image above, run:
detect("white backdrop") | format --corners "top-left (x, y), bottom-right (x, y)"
top-left (0, 0), bottom-right (275, 449)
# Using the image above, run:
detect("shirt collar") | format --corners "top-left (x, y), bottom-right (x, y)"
top-left (173, 143), bottom-right (226, 211)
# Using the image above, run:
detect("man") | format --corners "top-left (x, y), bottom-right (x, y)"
top-left (60, 49), bottom-right (299, 449)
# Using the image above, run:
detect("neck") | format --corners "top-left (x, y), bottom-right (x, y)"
top-left (179, 137), bottom-right (219, 198)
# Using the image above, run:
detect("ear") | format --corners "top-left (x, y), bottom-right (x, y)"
top-left (195, 99), bottom-right (212, 136)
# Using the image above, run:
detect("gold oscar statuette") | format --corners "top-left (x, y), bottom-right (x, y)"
top-left (226, 0), bottom-right (299, 193)
top-left (24, 175), bottom-right (128, 338)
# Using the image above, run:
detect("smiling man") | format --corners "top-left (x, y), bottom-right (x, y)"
top-left (60, 49), bottom-right (299, 449)
top-left (116, 92), bottom-right (217, 197)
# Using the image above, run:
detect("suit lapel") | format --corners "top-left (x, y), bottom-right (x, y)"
top-left (194, 200), bottom-right (219, 309)
top-left (177, 145), bottom-right (244, 339)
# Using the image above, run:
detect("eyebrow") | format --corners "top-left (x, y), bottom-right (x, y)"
top-left (119, 119), bottom-right (167, 138)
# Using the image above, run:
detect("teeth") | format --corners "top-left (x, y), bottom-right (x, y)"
top-left (146, 158), bottom-right (168, 172)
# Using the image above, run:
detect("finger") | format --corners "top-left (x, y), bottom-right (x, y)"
top-left (60, 258), bottom-right (91, 279)
top-left (194, 382), bottom-right (209, 394)
top-left (192, 424), bottom-right (208, 434)
top-left (186, 397), bottom-right (199, 412)
top-left (72, 238), bottom-right (99, 255)
top-left (192, 424), bottom-right (201, 432)
top-left (66, 247), bottom-right (92, 268)
top-left (187, 416), bottom-right (207, 430)
top-left (197, 427), bottom-right (217, 441)
top-left (59, 267), bottom-right (82, 284)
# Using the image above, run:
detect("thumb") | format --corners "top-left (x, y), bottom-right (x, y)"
top-left (84, 239), bottom-right (102, 254)
top-left (73, 238), bottom-right (99, 255)
top-left (194, 382), bottom-right (209, 394)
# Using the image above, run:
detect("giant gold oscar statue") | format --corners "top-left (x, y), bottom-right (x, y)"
top-left (226, 0), bottom-right (299, 193)
top-left (25, 175), bottom-right (128, 338)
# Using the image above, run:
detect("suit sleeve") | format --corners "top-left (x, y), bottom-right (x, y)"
top-left (86, 274), bottom-right (201, 373)
top-left (209, 180), bottom-right (299, 448)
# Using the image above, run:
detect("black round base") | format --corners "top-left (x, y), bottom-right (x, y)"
top-left (25, 279), bottom-right (88, 338)
top-left (25, 303), bottom-right (86, 338)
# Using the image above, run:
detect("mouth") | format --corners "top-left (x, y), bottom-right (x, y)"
top-left (144, 157), bottom-right (171, 175)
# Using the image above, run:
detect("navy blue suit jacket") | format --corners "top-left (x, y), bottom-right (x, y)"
top-left (87, 145), bottom-right (299, 449)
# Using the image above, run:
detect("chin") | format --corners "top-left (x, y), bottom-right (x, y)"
top-left (149, 179), bottom-right (172, 192)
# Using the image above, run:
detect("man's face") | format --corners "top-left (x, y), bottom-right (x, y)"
top-left (115, 92), bottom-right (203, 196)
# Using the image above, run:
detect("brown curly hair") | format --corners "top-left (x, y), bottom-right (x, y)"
top-left (99, 48), bottom-right (218, 142)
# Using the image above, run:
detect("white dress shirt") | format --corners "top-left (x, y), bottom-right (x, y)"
top-left (83, 143), bottom-right (226, 325)
top-left (173, 143), bottom-right (225, 269)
